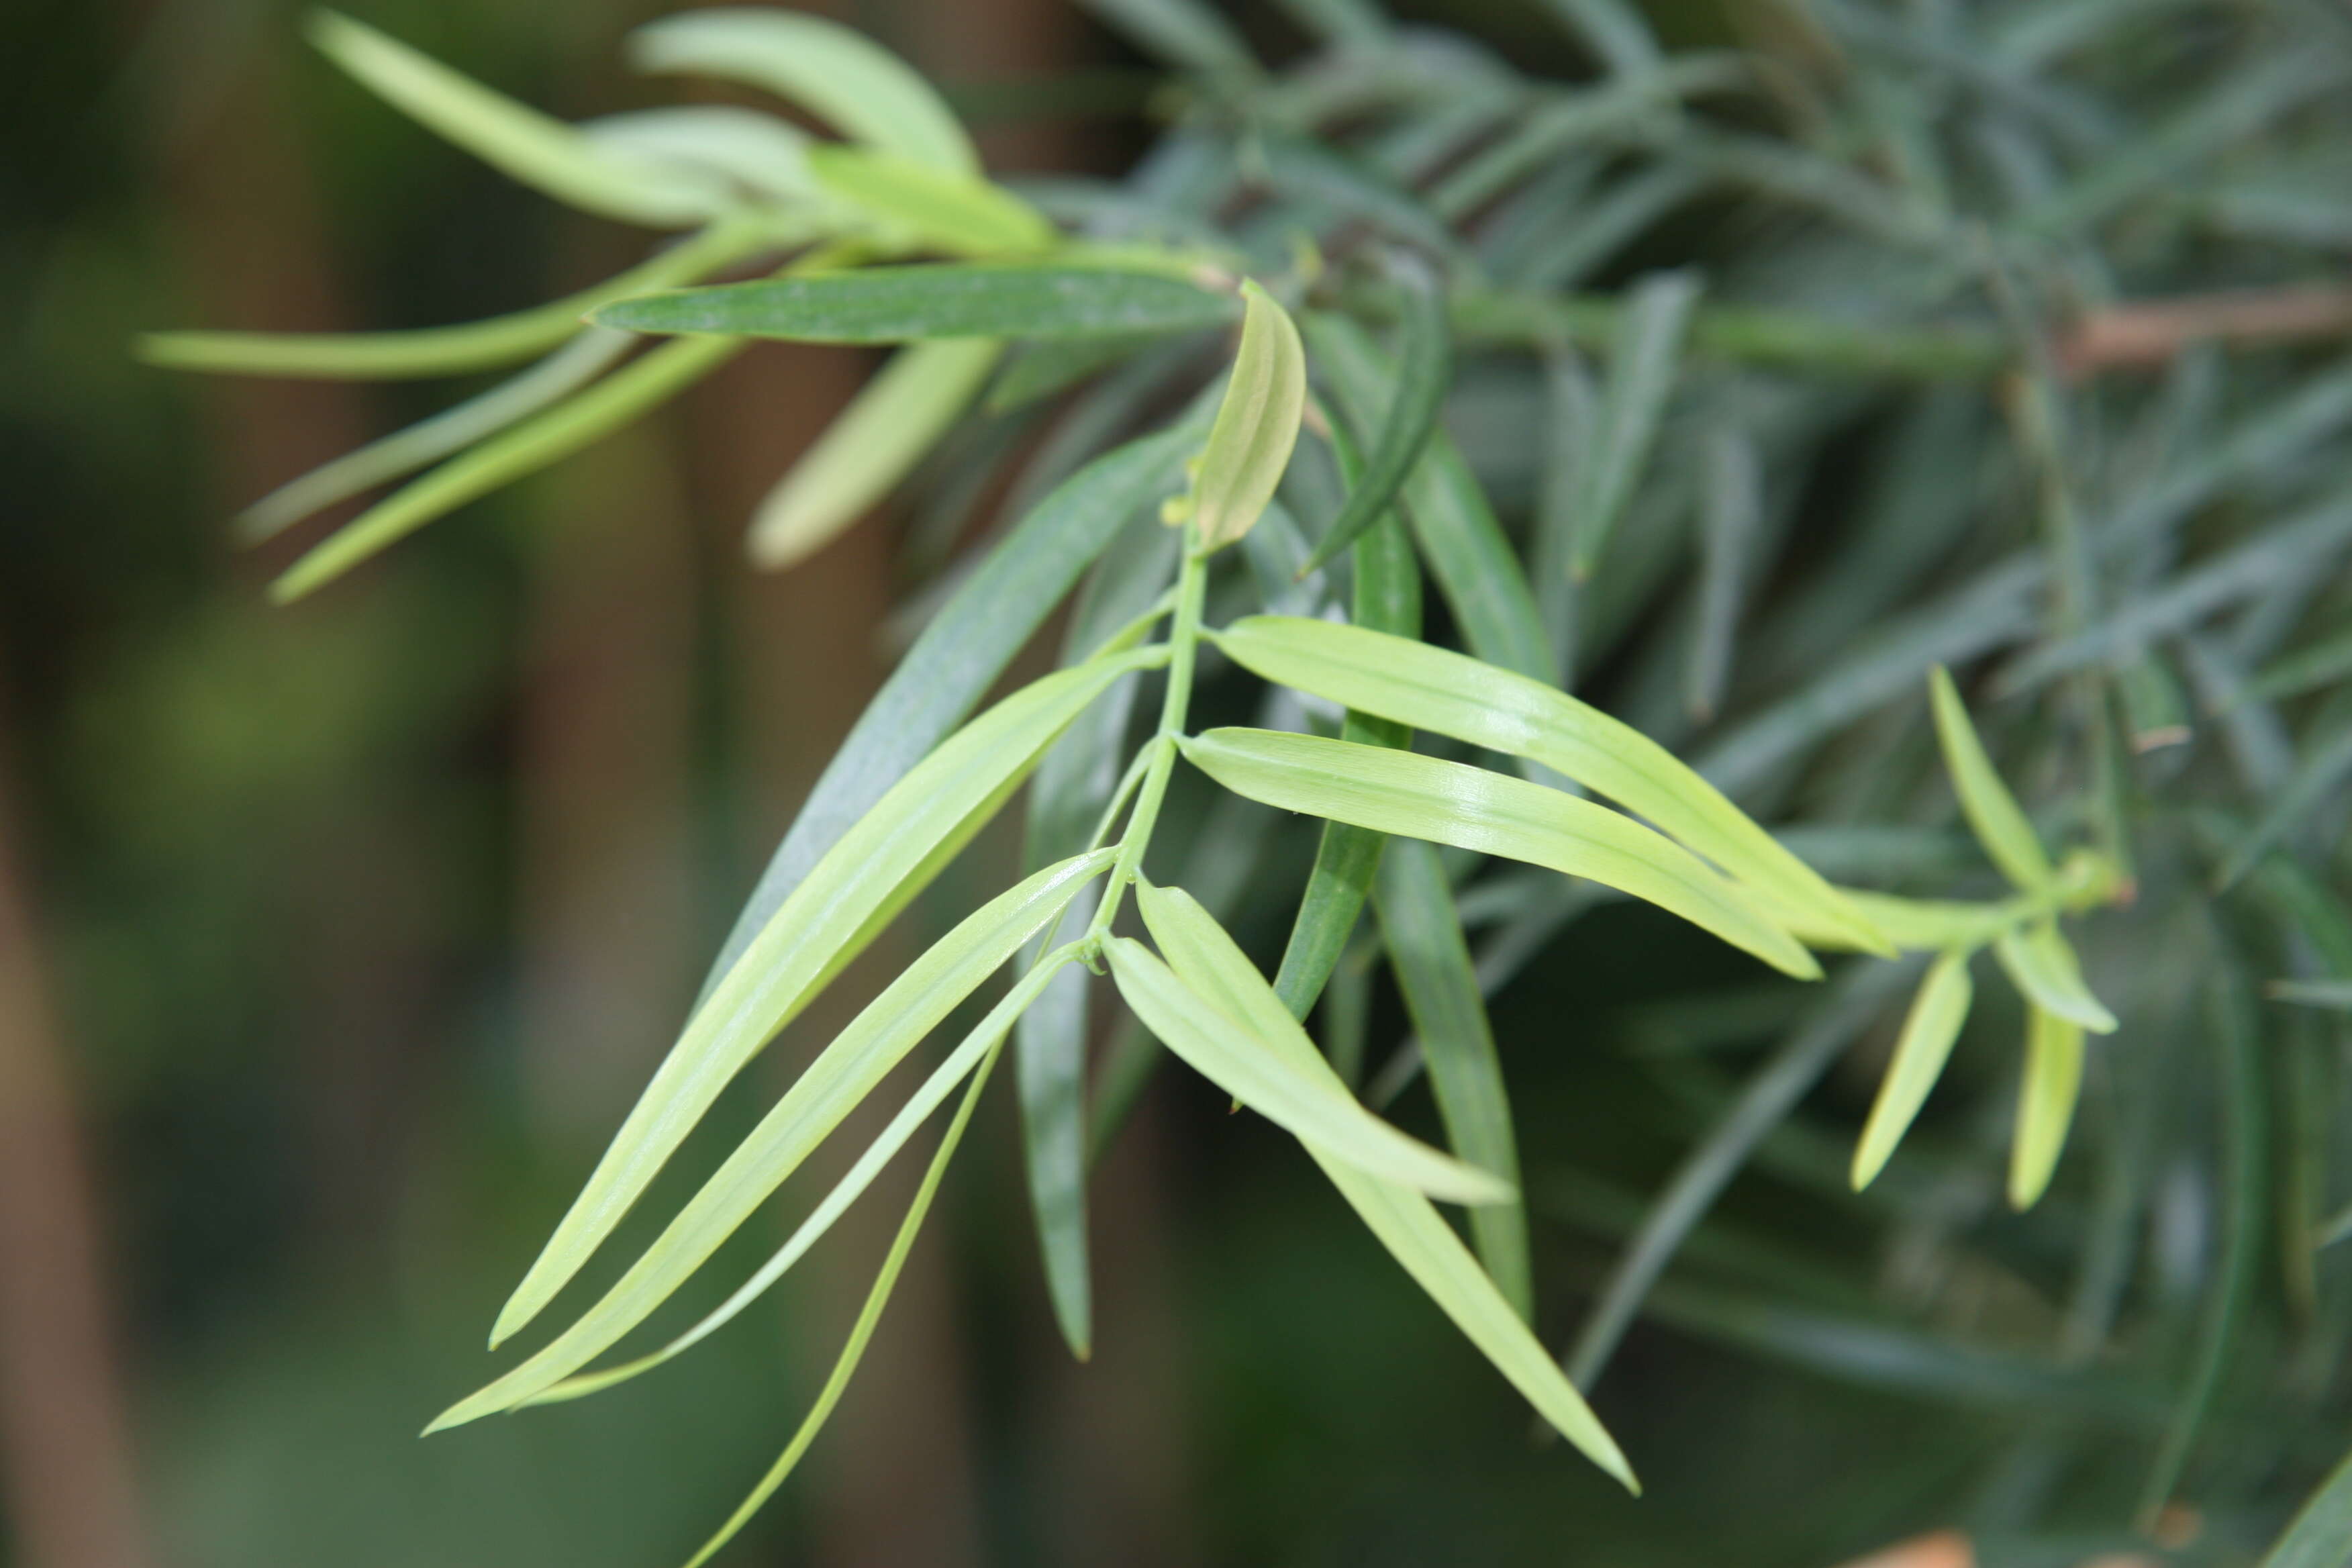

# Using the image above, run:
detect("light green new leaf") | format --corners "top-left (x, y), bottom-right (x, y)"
top-left (807, 145), bottom-right (1057, 257)
top-left (1851, 948), bottom-right (1975, 1189)
top-left (429, 865), bottom-right (1104, 1430)
top-left (1181, 727), bottom-right (1819, 979)
top-left (1212, 616), bottom-right (1885, 952)
top-left (2008, 1005), bottom-right (2084, 1209)
top-left (582, 107), bottom-right (817, 204)
top-left (1189, 281), bottom-right (1307, 552)
top-left (1302, 254), bottom-right (1452, 575)
top-left (1567, 269), bottom-right (1701, 581)
top-left (1131, 881), bottom-right (1635, 1489)
top-left (748, 338), bottom-right (1004, 569)
top-left (1375, 838), bottom-right (1530, 1318)
top-left (490, 647), bottom-right (1160, 1347)
top-left (1928, 665), bottom-right (2055, 891)
top-left (236, 329), bottom-right (632, 543)
top-left (598, 264), bottom-right (1238, 344)
top-left (308, 13), bottom-right (726, 228)
top-left (1104, 934), bottom-right (1512, 1206)
top-left (271, 334), bottom-right (743, 601)
top-left (1992, 919), bottom-right (2118, 1032)
top-left (627, 9), bottom-right (979, 177)
top-left (671, 1031), bottom-right (1009, 1568)
top-left (137, 218), bottom-right (765, 379)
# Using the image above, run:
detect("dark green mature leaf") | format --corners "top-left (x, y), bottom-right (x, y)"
top-left (1081, 0), bottom-right (1263, 81)
top-left (491, 648), bottom-right (1161, 1349)
top-left (1132, 882), bottom-right (1636, 1489)
top-left (1250, 132), bottom-right (1462, 260)
top-left (1212, 616), bottom-right (1884, 950)
top-left (597, 264), bottom-right (1239, 342)
top-left (2264, 1443), bottom-right (2352, 1568)
top-left (1376, 837), bottom-right (1531, 1318)
top-left (1567, 269), bottom-right (1701, 581)
top-left (1181, 727), bottom-right (1820, 977)
top-left (693, 420), bottom-right (1204, 1016)
top-left (1302, 254), bottom-right (1453, 575)
top-left (1105, 934), bottom-right (1514, 1205)
top-left (432, 852), bottom-right (1110, 1427)
top-left (1306, 313), bottom-right (1557, 687)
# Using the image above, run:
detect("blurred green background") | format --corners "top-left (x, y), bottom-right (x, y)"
top-left (4, 3), bottom-right (2341, 1566)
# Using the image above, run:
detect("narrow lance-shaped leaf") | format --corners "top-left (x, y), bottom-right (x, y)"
top-left (627, 9), bottom-right (979, 177)
top-left (2009, 1005), bottom-right (2084, 1209)
top-left (693, 420), bottom-right (1205, 1015)
top-left (490, 647), bottom-right (1161, 1347)
top-left (236, 328), bottom-right (634, 544)
top-left (1568, 268), bottom-right (1701, 581)
top-left (308, 12), bottom-right (727, 228)
top-left (1992, 919), bottom-right (2118, 1032)
top-left (1187, 281), bottom-right (1307, 552)
top-left (1375, 837), bottom-right (1532, 1319)
top-left (1182, 728), bottom-right (1820, 979)
top-left (1302, 252), bottom-right (1453, 574)
top-left (1687, 424), bottom-right (1759, 721)
top-left (1081, 0), bottom-right (1264, 81)
top-left (807, 144), bottom-right (1057, 256)
top-left (271, 334), bottom-right (744, 602)
top-left (1306, 311), bottom-right (1557, 687)
top-left (673, 1030), bottom-right (1012, 1568)
top-left (428, 855), bottom-right (1109, 1429)
top-left (598, 264), bottom-right (1240, 343)
top-left (748, 338), bottom-right (1004, 570)
top-left (2261, 1440), bottom-right (2352, 1568)
top-left (1211, 615), bottom-right (1886, 952)
top-left (1851, 948), bottom-right (1975, 1190)
top-left (1131, 881), bottom-right (1636, 1490)
top-left (136, 217), bottom-right (766, 379)
top-left (581, 106), bottom-right (818, 203)
top-left (1929, 665), bottom-right (2056, 891)
top-left (1105, 932), bottom-right (1514, 1206)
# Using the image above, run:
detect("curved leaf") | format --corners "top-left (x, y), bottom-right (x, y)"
top-left (748, 338), bottom-right (1004, 569)
top-left (628, 9), bottom-right (979, 177)
top-left (1566, 269), bottom-right (1702, 581)
top-left (1190, 281), bottom-right (1308, 552)
top-left (1132, 881), bottom-right (1635, 1490)
top-left (1212, 615), bottom-right (1885, 952)
top-left (1928, 665), bottom-right (2055, 891)
top-left (581, 106), bottom-right (816, 203)
top-left (599, 264), bottom-right (1238, 343)
top-left (1992, 919), bottom-right (2117, 1032)
top-left (1181, 727), bottom-right (1820, 978)
top-left (490, 648), bottom-right (1161, 1347)
top-left (1104, 934), bottom-right (1512, 1206)
top-left (807, 144), bottom-right (1057, 256)
top-left (309, 12), bottom-right (726, 227)
top-left (1302, 253), bottom-right (1452, 574)
top-left (2008, 1005), bottom-right (2085, 1209)
top-left (1850, 948), bottom-right (1975, 1190)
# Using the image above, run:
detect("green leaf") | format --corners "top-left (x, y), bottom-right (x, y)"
top-left (2008, 1005), bottom-right (2084, 1210)
top-left (598, 263), bottom-right (1238, 343)
top-left (1181, 727), bottom-right (1820, 979)
top-left (672, 1028), bottom-right (1009, 1568)
top-left (1850, 948), bottom-right (1975, 1190)
top-left (307, 13), bottom-right (727, 227)
top-left (1015, 914), bottom-right (1095, 1360)
top-left (581, 106), bottom-right (817, 204)
top-left (1302, 254), bottom-right (1452, 575)
top-left (627, 9), bottom-right (979, 177)
top-left (2269, 979), bottom-right (2352, 1012)
top-left (1080, 0), bottom-right (1263, 81)
top-left (2214, 710), bottom-right (2352, 892)
top-left (270, 334), bottom-right (743, 602)
top-left (1567, 269), bottom-right (1702, 581)
top-left (2262, 1442), bottom-right (2352, 1568)
top-left (807, 144), bottom-right (1057, 256)
top-left (1306, 312), bottom-right (1557, 687)
top-left (1536, 0), bottom-right (1662, 74)
top-left (1130, 881), bottom-right (1636, 1490)
top-left (1375, 837), bottom-right (1531, 1318)
top-left (233, 328), bottom-right (633, 543)
top-left (1211, 616), bottom-right (1885, 952)
top-left (136, 218), bottom-right (765, 379)
top-left (748, 338), bottom-right (1004, 569)
top-left (429, 866), bottom-right (1101, 1429)
top-left (1249, 134), bottom-right (1462, 261)
top-left (1189, 281), bottom-right (1307, 552)
top-left (1928, 665), bottom-right (2055, 891)
top-left (488, 649), bottom-right (1160, 1349)
top-left (1992, 919), bottom-right (2118, 1033)
top-left (987, 334), bottom-right (1169, 412)
top-left (693, 421), bottom-right (1204, 1016)
top-left (1104, 932), bottom-right (1512, 1206)
top-left (1687, 424), bottom-right (1759, 722)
